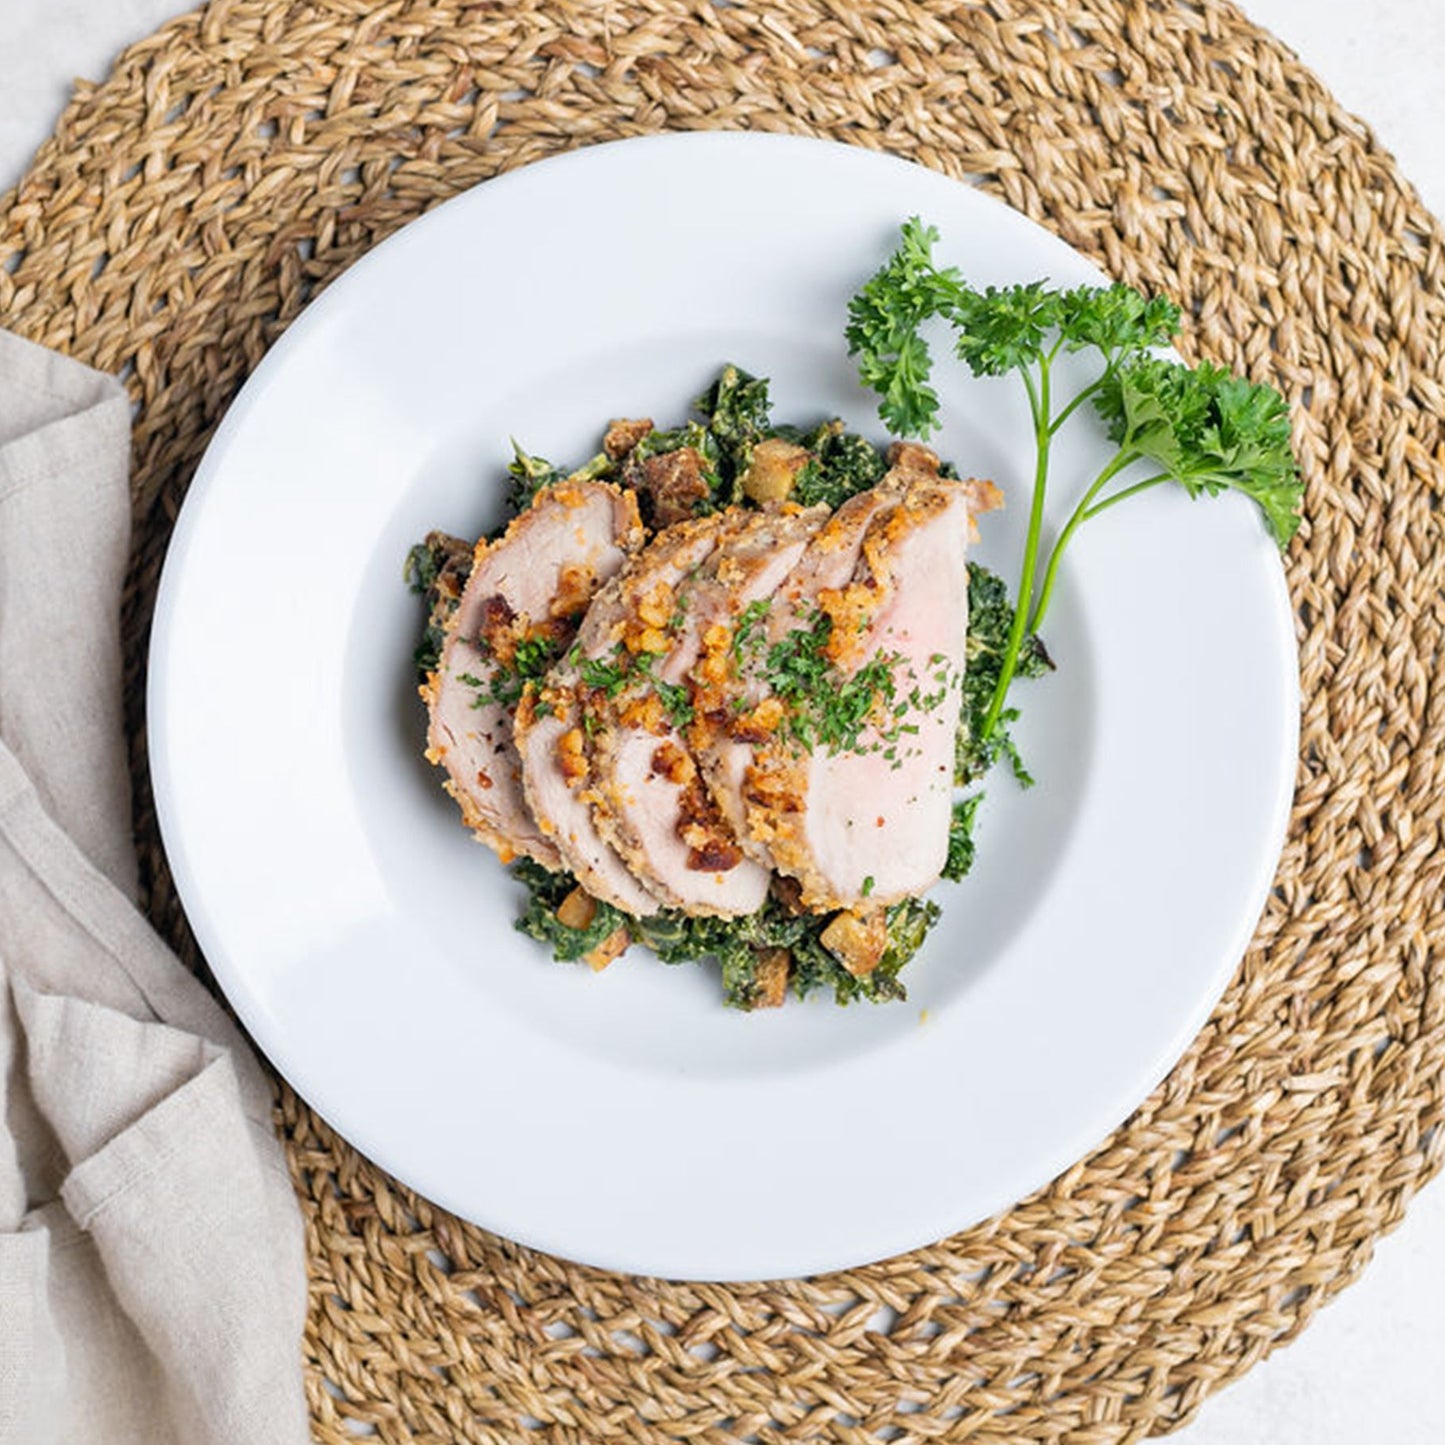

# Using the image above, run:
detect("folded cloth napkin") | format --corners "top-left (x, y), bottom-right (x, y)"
top-left (0, 328), bottom-right (310, 1443)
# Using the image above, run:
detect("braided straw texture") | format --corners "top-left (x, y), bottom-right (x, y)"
top-left (3, 1), bottom-right (1443, 1439)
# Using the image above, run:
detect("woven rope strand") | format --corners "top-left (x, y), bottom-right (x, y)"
top-left (4, 1), bottom-right (1443, 1440)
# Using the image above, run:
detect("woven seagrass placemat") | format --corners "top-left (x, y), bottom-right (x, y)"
top-left (4, 1), bottom-right (1443, 1439)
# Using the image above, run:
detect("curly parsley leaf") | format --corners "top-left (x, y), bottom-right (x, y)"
top-left (1095, 356), bottom-right (1302, 546)
top-left (847, 217), bottom-right (1303, 760)
top-left (845, 218), bottom-right (959, 437)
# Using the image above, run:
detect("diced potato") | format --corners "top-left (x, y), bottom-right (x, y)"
top-left (584, 926), bottom-right (631, 972)
top-left (753, 947), bottom-right (792, 1008)
top-left (740, 438), bottom-right (811, 504)
top-left (820, 909), bottom-right (889, 977)
top-left (556, 887), bottom-right (597, 931)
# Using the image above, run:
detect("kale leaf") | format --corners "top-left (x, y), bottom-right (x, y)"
top-left (957, 564), bottom-right (1051, 786)
top-left (512, 860), bottom-right (628, 963)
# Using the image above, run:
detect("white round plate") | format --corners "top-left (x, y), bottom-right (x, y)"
top-left (149, 133), bottom-right (1298, 1282)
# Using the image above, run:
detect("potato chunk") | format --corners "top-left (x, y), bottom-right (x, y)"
top-left (740, 438), bottom-right (811, 504)
top-left (820, 909), bottom-right (889, 977)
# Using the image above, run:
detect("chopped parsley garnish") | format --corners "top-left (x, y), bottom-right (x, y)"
top-left (760, 612), bottom-right (904, 756)
top-left (629, 650), bottom-right (696, 728)
top-left (459, 629), bottom-right (561, 710)
top-left (731, 598), bottom-right (772, 659)
top-left (574, 645), bottom-right (635, 697)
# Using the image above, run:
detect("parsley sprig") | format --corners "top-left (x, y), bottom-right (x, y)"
top-left (846, 218), bottom-right (1302, 747)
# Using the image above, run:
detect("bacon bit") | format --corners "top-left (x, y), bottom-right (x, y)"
top-left (556, 887), bottom-right (597, 931)
top-left (475, 770), bottom-right (493, 790)
top-left (753, 948), bottom-right (792, 1009)
top-left (686, 835), bottom-right (745, 872)
top-left (728, 695), bottom-right (785, 743)
top-left (558, 728), bottom-right (589, 787)
top-left (650, 740), bottom-right (694, 786)
top-left (477, 592), bottom-right (515, 631)
top-left (743, 765), bottom-right (803, 815)
top-left (475, 593), bottom-right (519, 664)
top-left (550, 563), bottom-right (597, 620)
top-left (603, 417), bottom-right (654, 460)
top-left (771, 875), bottom-right (806, 915)
top-left (676, 776), bottom-right (744, 872)
top-left (820, 910), bottom-right (889, 977)
top-left (583, 926), bottom-right (631, 972)
top-left (876, 816), bottom-right (885, 828)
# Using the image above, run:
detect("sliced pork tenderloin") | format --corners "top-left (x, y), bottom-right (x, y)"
top-left (424, 479), bottom-right (643, 866)
top-left (587, 505), bottom-right (826, 916)
top-left (513, 518), bottom-right (727, 917)
top-left (716, 459), bottom-right (1002, 910)
top-left (695, 484), bottom-right (900, 859)
top-left (513, 676), bottom-right (663, 917)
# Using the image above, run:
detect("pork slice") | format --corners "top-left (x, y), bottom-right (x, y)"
top-left (696, 486), bottom-right (900, 857)
top-left (513, 676), bottom-right (663, 917)
top-left (424, 479), bottom-right (643, 866)
top-left (513, 519), bottom-right (723, 917)
top-left (590, 507), bottom-right (825, 916)
top-left (737, 474), bottom-right (991, 909)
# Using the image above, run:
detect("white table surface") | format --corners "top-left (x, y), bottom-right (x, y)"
top-left (3, 3), bottom-right (1441, 1441)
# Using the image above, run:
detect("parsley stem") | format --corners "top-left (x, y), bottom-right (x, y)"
top-left (980, 358), bottom-right (1053, 744)
top-left (1027, 448), bottom-right (1139, 633)
top-left (1080, 471), bottom-right (1170, 521)
top-left (1047, 373), bottom-right (1106, 435)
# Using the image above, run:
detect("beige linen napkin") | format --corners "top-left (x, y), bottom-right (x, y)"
top-left (0, 328), bottom-right (310, 1443)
